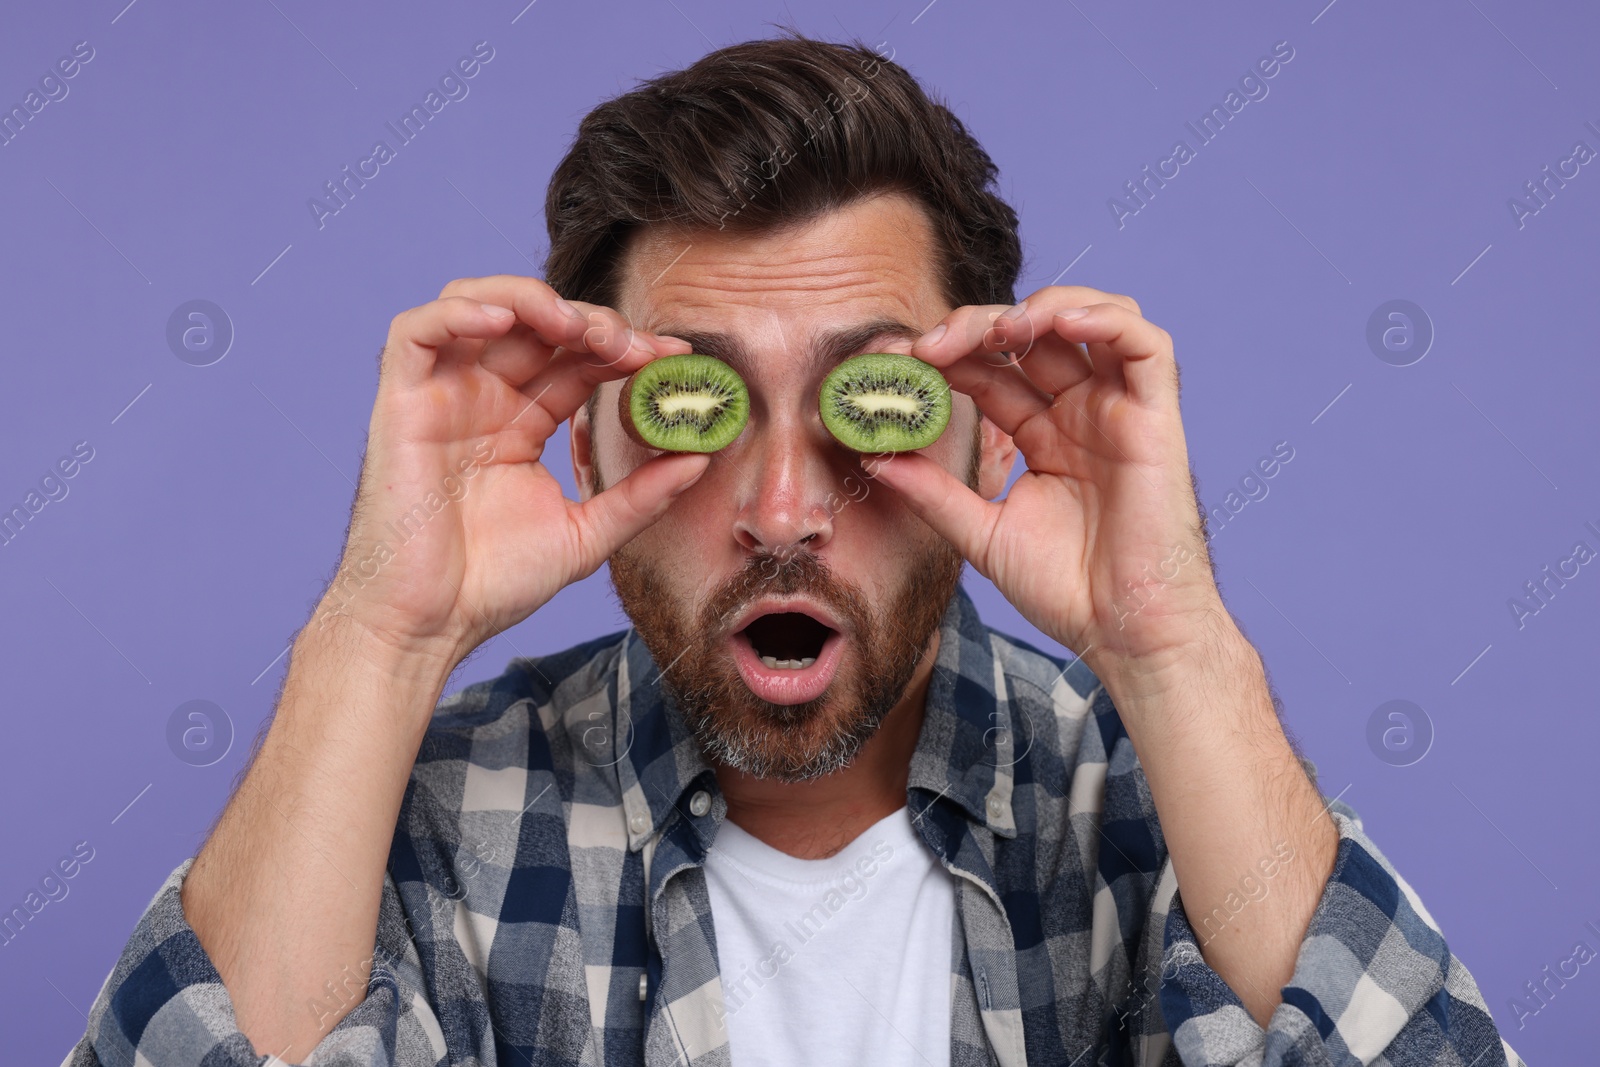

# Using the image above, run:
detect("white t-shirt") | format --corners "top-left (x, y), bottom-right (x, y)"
top-left (702, 805), bottom-right (955, 1067)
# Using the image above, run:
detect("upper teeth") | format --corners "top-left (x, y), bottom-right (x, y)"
top-left (760, 656), bottom-right (816, 670)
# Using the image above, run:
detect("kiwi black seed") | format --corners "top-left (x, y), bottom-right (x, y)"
top-left (619, 354), bottom-right (750, 453)
top-left (819, 353), bottom-right (951, 452)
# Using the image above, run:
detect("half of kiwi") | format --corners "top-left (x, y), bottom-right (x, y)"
top-left (619, 354), bottom-right (749, 453)
top-left (819, 353), bottom-right (951, 452)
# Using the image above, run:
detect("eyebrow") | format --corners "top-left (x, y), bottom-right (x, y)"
top-left (648, 317), bottom-right (926, 380)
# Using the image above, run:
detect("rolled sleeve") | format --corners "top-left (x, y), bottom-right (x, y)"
top-left (62, 858), bottom-right (447, 1067)
top-left (1154, 802), bottom-right (1525, 1067)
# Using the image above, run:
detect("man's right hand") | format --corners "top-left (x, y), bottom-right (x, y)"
top-left (318, 275), bottom-right (707, 669)
top-left (178, 277), bottom-right (699, 1062)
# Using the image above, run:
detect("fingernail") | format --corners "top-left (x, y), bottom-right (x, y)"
top-left (672, 454), bottom-right (710, 490)
top-left (480, 303), bottom-right (514, 320)
top-left (999, 300), bottom-right (1028, 322)
top-left (554, 297), bottom-right (583, 321)
top-left (914, 323), bottom-right (947, 348)
top-left (1056, 306), bottom-right (1090, 321)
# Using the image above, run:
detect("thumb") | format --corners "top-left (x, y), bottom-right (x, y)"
top-left (571, 452), bottom-right (710, 572)
top-left (867, 451), bottom-right (998, 566)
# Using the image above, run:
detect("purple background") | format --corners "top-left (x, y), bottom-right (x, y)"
top-left (2, 0), bottom-right (1595, 1060)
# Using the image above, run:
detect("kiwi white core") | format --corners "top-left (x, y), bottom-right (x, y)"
top-left (656, 393), bottom-right (725, 418)
top-left (845, 394), bottom-right (924, 417)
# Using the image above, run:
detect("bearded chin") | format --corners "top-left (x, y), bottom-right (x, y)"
top-left (609, 540), bottom-right (965, 783)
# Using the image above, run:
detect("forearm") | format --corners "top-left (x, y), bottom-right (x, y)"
top-left (1090, 616), bottom-right (1337, 1026)
top-left (179, 607), bottom-right (459, 1061)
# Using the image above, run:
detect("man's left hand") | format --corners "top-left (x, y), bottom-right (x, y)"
top-left (877, 284), bottom-right (1231, 679)
top-left (880, 285), bottom-right (1338, 1026)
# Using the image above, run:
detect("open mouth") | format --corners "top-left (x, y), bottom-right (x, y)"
top-left (728, 605), bottom-right (846, 705)
top-left (743, 612), bottom-right (831, 669)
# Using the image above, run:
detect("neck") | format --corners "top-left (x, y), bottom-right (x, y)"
top-left (713, 632), bottom-right (940, 859)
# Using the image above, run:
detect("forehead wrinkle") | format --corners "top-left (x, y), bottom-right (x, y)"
top-left (649, 266), bottom-right (913, 306)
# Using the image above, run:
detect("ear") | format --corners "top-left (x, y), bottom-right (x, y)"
top-left (976, 413), bottom-right (1016, 500)
top-left (571, 392), bottom-right (597, 502)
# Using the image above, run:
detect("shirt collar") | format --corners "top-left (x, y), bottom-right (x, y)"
top-left (612, 583), bottom-right (1019, 853)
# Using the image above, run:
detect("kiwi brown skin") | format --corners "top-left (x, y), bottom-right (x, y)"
top-left (617, 377), bottom-right (653, 449)
top-left (617, 353), bottom-right (750, 453)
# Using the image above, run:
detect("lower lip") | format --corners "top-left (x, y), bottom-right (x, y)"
top-left (729, 629), bottom-right (845, 705)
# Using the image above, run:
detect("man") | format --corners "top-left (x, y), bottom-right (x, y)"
top-left (69, 34), bottom-right (1519, 1067)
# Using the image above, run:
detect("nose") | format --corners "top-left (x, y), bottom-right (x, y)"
top-left (730, 413), bottom-right (838, 558)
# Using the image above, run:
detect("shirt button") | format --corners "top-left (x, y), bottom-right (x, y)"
top-left (689, 791), bottom-right (711, 817)
top-left (629, 811), bottom-right (648, 834)
top-left (987, 796), bottom-right (1005, 819)
top-left (639, 973), bottom-right (649, 1002)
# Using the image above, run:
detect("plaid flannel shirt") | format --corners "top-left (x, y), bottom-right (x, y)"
top-left (67, 586), bottom-right (1523, 1066)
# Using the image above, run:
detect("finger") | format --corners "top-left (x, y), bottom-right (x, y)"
top-left (413, 276), bottom-right (591, 391)
top-left (568, 452), bottom-right (711, 575)
top-left (437, 275), bottom-right (593, 351)
top-left (993, 309), bottom-right (1107, 398)
top-left (1042, 304), bottom-right (1175, 406)
top-left (927, 299), bottom-right (1105, 399)
top-left (912, 287), bottom-right (1148, 396)
top-left (517, 323), bottom-right (698, 432)
top-left (383, 297), bottom-right (523, 388)
top-left (910, 287), bottom-right (1142, 366)
top-left (937, 357), bottom-right (1052, 437)
top-left (437, 276), bottom-right (681, 372)
top-left (866, 450), bottom-right (999, 567)
top-left (1016, 284), bottom-right (1142, 317)
top-left (980, 289), bottom-right (1168, 403)
top-left (516, 343), bottom-right (665, 432)
top-left (437, 278), bottom-right (691, 404)
top-left (561, 299), bottom-right (672, 369)
top-left (910, 304), bottom-right (1021, 369)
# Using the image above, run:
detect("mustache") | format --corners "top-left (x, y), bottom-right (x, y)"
top-left (699, 549), bottom-right (869, 638)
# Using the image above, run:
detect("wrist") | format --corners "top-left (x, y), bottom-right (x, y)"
top-left (286, 607), bottom-right (464, 740)
top-left (305, 596), bottom-right (470, 680)
top-left (1085, 602), bottom-right (1254, 706)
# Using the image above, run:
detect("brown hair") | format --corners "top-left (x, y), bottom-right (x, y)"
top-left (545, 29), bottom-right (1023, 339)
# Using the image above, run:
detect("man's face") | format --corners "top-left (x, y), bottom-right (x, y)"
top-left (572, 192), bottom-right (1009, 782)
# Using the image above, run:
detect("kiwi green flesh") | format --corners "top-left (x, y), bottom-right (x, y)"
top-left (624, 354), bottom-right (749, 453)
top-left (819, 353), bottom-right (951, 452)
